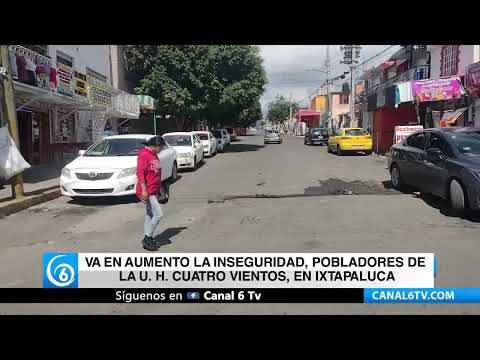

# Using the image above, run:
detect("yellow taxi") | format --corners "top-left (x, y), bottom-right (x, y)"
top-left (327, 128), bottom-right (373, 155)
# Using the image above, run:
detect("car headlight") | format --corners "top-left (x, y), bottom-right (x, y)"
top-left (118, 167), bottom-right (137, 178)
top-left (61, 167), bottom-right (71, 179)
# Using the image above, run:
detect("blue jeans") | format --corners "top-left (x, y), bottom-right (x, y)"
top-left (144, 195), bottom-right (163, 237)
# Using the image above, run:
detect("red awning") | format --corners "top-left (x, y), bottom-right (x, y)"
top-left (296, 109), bottom-right (320, 117)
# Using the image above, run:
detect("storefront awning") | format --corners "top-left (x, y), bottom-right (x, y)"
top-left (442, 107), bottom-right (468, 125)
top-left (13, 80), bottom-right (106, 113)
top-left (138, 95), bottom-right (155, 111)
top-left (107, 89), bottom-right (140, 119)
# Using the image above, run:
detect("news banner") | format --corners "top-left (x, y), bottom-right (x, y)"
top-left (2, 252), bottom-right (480, 304)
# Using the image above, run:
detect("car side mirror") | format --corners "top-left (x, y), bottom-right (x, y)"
top-left (78, 150), bottom-right (86, 156)
top-left (427, 148), bottom-right (442, 161)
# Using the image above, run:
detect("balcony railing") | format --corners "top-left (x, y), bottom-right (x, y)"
top-left (356, 65), bottom-right (430, 104)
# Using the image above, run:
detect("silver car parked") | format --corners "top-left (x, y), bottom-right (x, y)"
top-left (264, 131), bottom-right (282, 144)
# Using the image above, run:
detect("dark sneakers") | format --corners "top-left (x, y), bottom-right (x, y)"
top-left (142, 236), bottom-right (159, 251)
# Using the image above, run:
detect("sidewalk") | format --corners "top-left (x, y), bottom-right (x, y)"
top-left (0, 163), bottom-right (62, 216)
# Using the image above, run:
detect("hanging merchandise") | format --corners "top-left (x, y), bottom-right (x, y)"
top-left (49, 66), bottom-right (57, 91)
top-left (9, 52), bottom-right (18, 80)
top-left (24, 56), bottom-right (37, 86)
top-left (376, 88), bottom-right (386, 108)
top-left (432, 111), bottom-right (442, 128)
top-left (15, 54), bottom-right (28, 83)
top-left (395, 82), bottom-right (414, 105)
top-left (35, 62), bottom-right (49, 89)
top-left (385, 85), bottom-right (396, 106)
top-left (56, 62), bottom-right (74, 97)
top-left (0, 126), bottom-right (31, 181)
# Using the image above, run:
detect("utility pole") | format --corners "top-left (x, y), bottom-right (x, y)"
top-left (0, 45), bottom-right (24, 199)
top-left (325, 45), bottom-right (331, 131)
top-left (341, 45), bottom-right (361, 127)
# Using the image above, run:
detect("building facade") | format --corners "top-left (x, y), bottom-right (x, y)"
top-left (428, 45), bottom-right (480, 127)
top-left (7, 45), bottom-right (139, 166)
top-left (356, 45), bottom-right (430, 153)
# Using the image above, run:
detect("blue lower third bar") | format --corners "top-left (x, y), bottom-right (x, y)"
top-left (364, 288), bottom-right (480, 304)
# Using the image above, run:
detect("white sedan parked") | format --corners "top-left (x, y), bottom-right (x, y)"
top-left (163, 132), bottom-right (204, 170)
top-left (193, 131), bottom-right (217, 157)
top-left (60, 134), bottom-right (177, 198)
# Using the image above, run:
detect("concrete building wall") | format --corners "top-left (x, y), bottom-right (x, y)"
top-left (48, 45), bottom-right (111, 83)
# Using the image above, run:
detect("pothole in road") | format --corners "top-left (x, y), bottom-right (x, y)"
top-left (208, 178), bottom-right (399, 203)
top-left (306, 178), bottom-right (399, 196)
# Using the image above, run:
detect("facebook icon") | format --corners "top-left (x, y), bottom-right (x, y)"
top-left (187, 292), bottom-right (200, 300)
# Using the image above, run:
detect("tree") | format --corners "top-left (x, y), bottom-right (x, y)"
top-left (124, 45), bottom-right (267, 131)
top-left (266, 96), bottom-right (299, 125)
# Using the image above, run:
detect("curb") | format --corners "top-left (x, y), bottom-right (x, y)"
top-left (0, 188), bottom-right (61, 217)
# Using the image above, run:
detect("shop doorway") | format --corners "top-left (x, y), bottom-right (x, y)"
top-left (17, 110), bottom-right (50, 165)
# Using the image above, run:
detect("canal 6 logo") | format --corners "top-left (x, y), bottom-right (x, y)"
top-left (43, 253), bottom-right (78, 288)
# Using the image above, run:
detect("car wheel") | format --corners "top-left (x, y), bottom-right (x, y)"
top-left (449, 179), bottom-right (466, 215)
top-left (390, 164), bottom-right (404, 190)
top-left (364, 150), bottom-right (372, 156)
top-left (171, 162), bottom-right (178, 181)
top-left (327, 145), bottom-right (332, 153)
top-left (337, 145), bottom-right (343, 156)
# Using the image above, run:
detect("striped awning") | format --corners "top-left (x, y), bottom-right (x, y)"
top-left (138, 95), bottom-right (155, 111)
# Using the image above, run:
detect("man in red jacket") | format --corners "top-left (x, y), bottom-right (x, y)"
top-left (136, 136), bottom-right (163, 251)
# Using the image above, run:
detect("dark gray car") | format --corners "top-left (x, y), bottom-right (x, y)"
top-left (388, 127), bottom-right (480, 215)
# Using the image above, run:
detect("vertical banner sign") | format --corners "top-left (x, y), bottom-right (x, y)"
top-left (74, 71), bottom-right (87, 97)
top-left (412, 77), bottom-right (464, 102)
top-left (57, 63), bottom-right (74, 97)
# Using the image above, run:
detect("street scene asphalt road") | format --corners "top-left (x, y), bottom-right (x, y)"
top-left (1, 134), bottom-right (480, 314)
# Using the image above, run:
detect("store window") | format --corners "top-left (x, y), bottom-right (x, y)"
top-left (440, 45), bottom-right (459, 77)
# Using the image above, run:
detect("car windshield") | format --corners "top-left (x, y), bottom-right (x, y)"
top-left (163, 135), bottom-right (192, 146)
top-left (311, 128), bottom-right (325, 134)
top-left (212, 131), bottom-right (223, 138)
top-left (345, 129), bottom-right (369, 136)
top-left (197, 133), bottom-right (209, 140)
top-left (447, 133), bottom-right (480, 155)
top-left (84, 138), bottom-right (146, 156)
top-left (266, 133), bottom-right (278, 137)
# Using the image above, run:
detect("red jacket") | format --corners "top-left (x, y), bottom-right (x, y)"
top-left (136, 147), bottom-right (162, 198)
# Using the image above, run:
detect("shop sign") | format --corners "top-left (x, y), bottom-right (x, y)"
top-left (87, 76), bottom-right (112, 106)
top-left (394, 125), bottom-right (424, 144)
top-left (74, 71), bottom-right (87, 97)
top-left (412, 77), bottom-right (464, 102)
top-left (57, 62), bottom-right (74, 97)
top-left (466, 62), bottom-right (480, 97)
